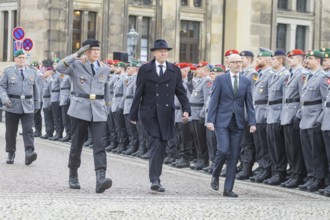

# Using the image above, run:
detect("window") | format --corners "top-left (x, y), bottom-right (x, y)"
top-left (276, 24), bottom-right (287, 51)
top-left (296, 0), bottom-right (307, 12)
top-left (295, 25), bottom-right (306, 50)
top-left (278, 0), bottom-right (288, 10)
top-left (129, 0), bottom-right (152, 5)
top-left (181, 0), bottom-right (188, 5)
top-left (3, 11), bottom-right (8, 61)
top-left (140, 17), bottom-right (150, 62)
top-left (72, 10), bottom-right (82, 53)
top-left (180, 21), bottom-right (200, 63)
top-left (194, 0), bottom-right (202, 7)
top-left (87, 12), bottom-right (97, 39)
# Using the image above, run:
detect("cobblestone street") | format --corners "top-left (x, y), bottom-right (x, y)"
top-left (0, 122), bottom-right (329, 219)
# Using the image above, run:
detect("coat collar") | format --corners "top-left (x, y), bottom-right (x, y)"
top-left (145, 59), bottom-right (175, 83)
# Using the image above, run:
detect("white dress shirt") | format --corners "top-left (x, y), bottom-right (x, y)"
top-left (155, 60), bottom-right (167, 76)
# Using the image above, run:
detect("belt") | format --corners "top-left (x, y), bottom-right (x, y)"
top-left (73, 92), bottom-right (104, 100)
top-left (254, 100), bottom-right (268, 105)
top-left (190, 103), bottom-right (204, 107)
top-left (115, 94), bottom-right (123, 97)
top-left (51, 89), bottom-right (60, 92)
top-left (175, 106), bottom-right (181, 110)
top-left (110, 92), bottom-right (114, 94)
top-left (125, 95), bottom-right (133, 99)
top-left (43, 95), bottom-right (50, 98)
top-left (327, 102), bottom-right (330, 107)
top-left (285, 98), bottom-right (300, 103)
top-left (60, 87), bottom-right (70, 90)
top-left (268, 99), bottom-right (282, 105)
top-left (8, 94), bottom-right (32, 100)
top-left (301, 99), bottom-right (322, 106)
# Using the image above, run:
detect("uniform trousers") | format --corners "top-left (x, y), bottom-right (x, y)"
top-left (113, 109), bottom-right (128, 145)
top-left (206, 129), bottom-right (217, 163)
top-left (175, 122), bottom-right (193, 160)
top-left (33, 102), bottom-right (42, 134)
top-left (107, 111), bottom-right (118, 144)
top-left (266, 123), bottom-right (287, 174)
top-left (191, 119), bottom-right (208, 162)
top-left (61, 103), bottom-right (71, 137)
top-left (300, 128), bottom-right (328, 179)
top-left (322, 131), bottom-right (330, 173)
top-left (240, 124), bottom-right (256, 165)
top-left (212, 115), bottom-right (243, 190)
top-left (255, 123), bottom-right (271, 169)
top-left (283, 124), bottom-right (306, 177)
top-left (5, 111), bottom-right (34, 152)
top-left (124, 114), bottom-right (139, 147)
top-left (43, 107), bottom-right (54, 135)
top-left (68, 117), bottom-right (107, 171)
top-left (51, 101), bottom-right (63, 135)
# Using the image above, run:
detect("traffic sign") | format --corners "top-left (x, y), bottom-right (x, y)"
top-left (23, 38), bottom-right (33, 51)
top-left (12, 27), bottom-right (25, 41)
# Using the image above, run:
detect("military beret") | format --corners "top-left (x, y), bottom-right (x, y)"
top-left (176, 63), bottom-right (190, 69)
top-left (54, 58), bottom-right (60, 63)
top-left (30, 61), bottom-right (39, 68)
top-left (274, 49), bottom-right (286, 57)
top-left (211, 66), bottom-right (224, 73)
top-left (225, 49), bottom-right (239, 57)
top-left (116, 61), bottom-right (127, 67)
top-left (128, 61), bottom-right (139, 67)
top-left (189, 64), bottom-right (197, 71)
top-left (215, 64), bottom-right (226, 72)
top-left (320, 48), bottom-right (330, 53)
top-left (82, 39), bottom-right (100, 48)
top-left (14, 49), bottom-right (25, 57)
top-left (258, 51), bottom-right (273, 57)
top-left (240, 51), bottom-right (254, 57)
top-left (197, 61), bottom-right (208, 68)
top-left (323, 52), bottom-right (330, 58)
top-left (42, 59), bottom-right (54, 68)
top-left (288, 49), bottom-right (305, 57)
top-left (104, 59), bottom-right (113, 65)
top-left (306, 50), bottom-right (323, 59)
top-left (45, 67), bottom-right (54, 71)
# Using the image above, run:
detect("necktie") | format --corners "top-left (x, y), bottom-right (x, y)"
top-left (307, 74), bottom-right (312, 81)
top-left (289, 68), bottom-right (293, 78)
top-left (20, 69), bottom-right (24, 80)
top-left (258, 69), bottom-right (262, 79)
top-left (91, 64), bottom-right (96, 76)
top-left (233, 75), bottom-right (238, 95)
top-left (158, 65), bottom-right (164, 77)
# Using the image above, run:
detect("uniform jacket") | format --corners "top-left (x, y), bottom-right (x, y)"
top-left (253, 67), bottom-right (274, 123)
top-left (266, 67), bottom-right (289, 124)
top-left (111, 73), bottom-right (127, 112)
top-left (129, 59), bottom-right (191, 141)
top-left (50, 71), bottom-right (63, 103)
top-left (0, 65), bottom-right (40, 114)
top-left (42, 77), bottom-right (52, 109)
top-left (207, 72), bottom-right (256, 129)
top-left (174, 78), bottom-right (192, 123)
top-left (318, 85), bottom-right (330, 131)
top-left (280, 66), bottom-right (306, 125)
top-left (59, 75), bottom-right (71, 106)
top-left (56, 54), bottom-right (110, 122)
top-left (296, 68), bottom-right (328, 129)
top-left (107, 73), bottom-right (119, 113)
top-left (123, 74), bottom-right (137, 115)
top-left (189, 76), bottom-right (212, 120)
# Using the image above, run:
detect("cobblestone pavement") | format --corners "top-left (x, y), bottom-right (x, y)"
top-left (0, 122), bottom-right (329, 219)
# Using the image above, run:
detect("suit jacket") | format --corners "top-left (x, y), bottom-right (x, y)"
top-left (296, 68), bottom-right (328, 129)
top-left (56, 54), bottom-right (110, 122)
top-left (207, 72), bottom-right (256, 129)
top-left (0, 65), bottom-right (40, 114)
top-left (129, 59), bottom-right (191, 140)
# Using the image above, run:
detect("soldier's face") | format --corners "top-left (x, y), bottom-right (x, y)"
top-left (153, 49), bottom-right (169, 64)
top-left (127, 66), bottom-right (136, 76)
top-left (322, 58), bottom-right (330, 71)
top-left (306, 56), bottom-right (319, 69)
top-left (288, 56), bottom-right (302, 68)
top-left (85, 47), bottom-right (101, 62)
top-left (241, 56), bottom-right (250, 68)
top-left (14, 55), bottom-right (27, 67)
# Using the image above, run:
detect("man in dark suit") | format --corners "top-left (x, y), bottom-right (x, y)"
top-left (207, 54), bottom-right (256, 197)
top-left (130, 39), bottom-right (191, 192)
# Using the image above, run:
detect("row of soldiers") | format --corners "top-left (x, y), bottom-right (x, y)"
top-left (33, 47), bottom-right (330, 197)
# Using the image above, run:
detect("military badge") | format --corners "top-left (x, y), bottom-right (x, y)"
top-left (60, 74), bottom-right (65, 79)
top-left (252, 73), bottom-right (258, 81)
top-left (80, 76), bottom-right (85, 84)
top-left (259, 88), bottom-right (263, 93)
top-left (194, 92), bottom-right (198, 97)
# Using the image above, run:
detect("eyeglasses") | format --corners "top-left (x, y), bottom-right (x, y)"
top-left (16, 56), bottom-right (26, 60)
top-left (229, 61), bottom-right (243, 64)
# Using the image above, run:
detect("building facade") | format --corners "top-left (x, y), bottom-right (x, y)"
top-left (0, 0), bottom-right (330, 64)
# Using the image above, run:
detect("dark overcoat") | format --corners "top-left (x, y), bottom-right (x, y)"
top-left (129, 59), bottom-right (191, 140)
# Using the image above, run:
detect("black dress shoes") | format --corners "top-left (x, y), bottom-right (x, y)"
top-left (150, 181), bottom-right (165, 192)
top-left (69, 177), bottom-right (81, 189)
top-left (6, 152), bottom-right (15, 164)
top-left (298, 177), bottom-right (314, 191)
top-left (307, 178), bottom-right (325, 192)
top-left (211, 177), bottom-right (219, 191)
top-left (223, 189), bottom-right (238, 197)
top-left (25, 149), bottom-right (37, 165)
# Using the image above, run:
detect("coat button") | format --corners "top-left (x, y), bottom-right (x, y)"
top-left (166, 84), bottom-right (169, 87)
top-left (166, 104), bottom-right (168, 107)
top-left (156, 93), bottom-right (159, 96)
top-left (156, 84), bottom-right (159, 87)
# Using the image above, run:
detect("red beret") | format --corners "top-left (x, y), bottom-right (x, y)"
top-left (197, 61), bottom-right (208, 68)
top-left (189, 64), bottom-right (197, 71)
top-left (225, 49), bottom-right (239, 57)
top-left (104, 59), bottom-right (113, 65)
top-left (288, 49), bottom-right (305, 57)
top-left (176, 62), bottom-right (190, 69)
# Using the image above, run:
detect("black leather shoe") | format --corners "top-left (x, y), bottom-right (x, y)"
top-left (25, 150), bottom-right (37, 165)
top-left (83, 139), bottom-right (93, 146)
top-left (6, 152), bottom-right (15, 164)
top-left (69, 177), bottom-right (81, 189)
top-left (150, 181), bottom-right (165, 192)
top-left (34, 131), bottom-right (41, 137)
top-left (223, 189), bottom-right (238, 197)
top-left (41, 133), bottom-right (53, 139)
top-left (285, 177), bottom-right (303, 188)
top-left (324, 186), bottom-right (330, 197)
top-left (49, 133), bottom-right (63, 141)
top-left (307, 178), bottom-right (325, 192)
top-left (249, 168), bottom-right (263, 182)
top-left (236, 163), bottom-right (253, 180)
top-left (95, 169), bottom-right (112, 193)
top-left (264, 173), bottom-right (285, 185)
top-left (175, 158), bottom-right (190, 168)
top-left (255, 169), bottom-right (271, 183)
top-left (192, 160), bottom-right (208, 170)
top-left (60, 135), bottom-right (71, 142)
top-left (164, 156), bottom-right (176, 164)
top-left (141, 150), bottom-right (151, 159)
top-left (123, 146), bottom-right (137, 155)
top-left (211, 177), bottom-right (219, 191)
top-left (298, 177), bottom-right (314, 191)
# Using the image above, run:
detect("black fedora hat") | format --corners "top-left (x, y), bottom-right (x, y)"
top-left (150, 39), bottom-right (172, 51)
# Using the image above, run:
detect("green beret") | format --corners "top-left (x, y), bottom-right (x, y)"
top-left (211, 66), bottom-right (224, 72)
top-left (128, 61), bottom-right (139, 67)
top-left (320, 48), bottom-right (330, 53)
top-left (306, 50), bottom-right (323, 58)
top-left (257, 51), bottom-right (272, 57)
top-left (30, 61), bottom-right (39, 67)
top-left (324, 52), bottom-right (330, 58)
top-left (54, 58), bottom-right (60, 63)
top-left (116, 62), bottom-right (127, 67)
top-left (14, 49), bottom-right (25, 57)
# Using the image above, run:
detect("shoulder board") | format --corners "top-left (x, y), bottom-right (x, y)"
top-left (279, 69), bottom-right (289, 76)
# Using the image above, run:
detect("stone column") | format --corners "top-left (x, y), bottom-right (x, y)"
top-left (7, 10), bottom-right (14, 61)
top-left (81, 11), bottom-right (89, 42)
top-left (0, 11), bottom-right (4, 61)
top-left (287, 24), bottom-right (297, 50)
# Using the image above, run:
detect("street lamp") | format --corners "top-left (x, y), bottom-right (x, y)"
top-left (127, 26), bottom-right (139, 62)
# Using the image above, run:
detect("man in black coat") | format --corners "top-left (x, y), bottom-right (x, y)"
top-left (130, 39), bottom-right (191, 192)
